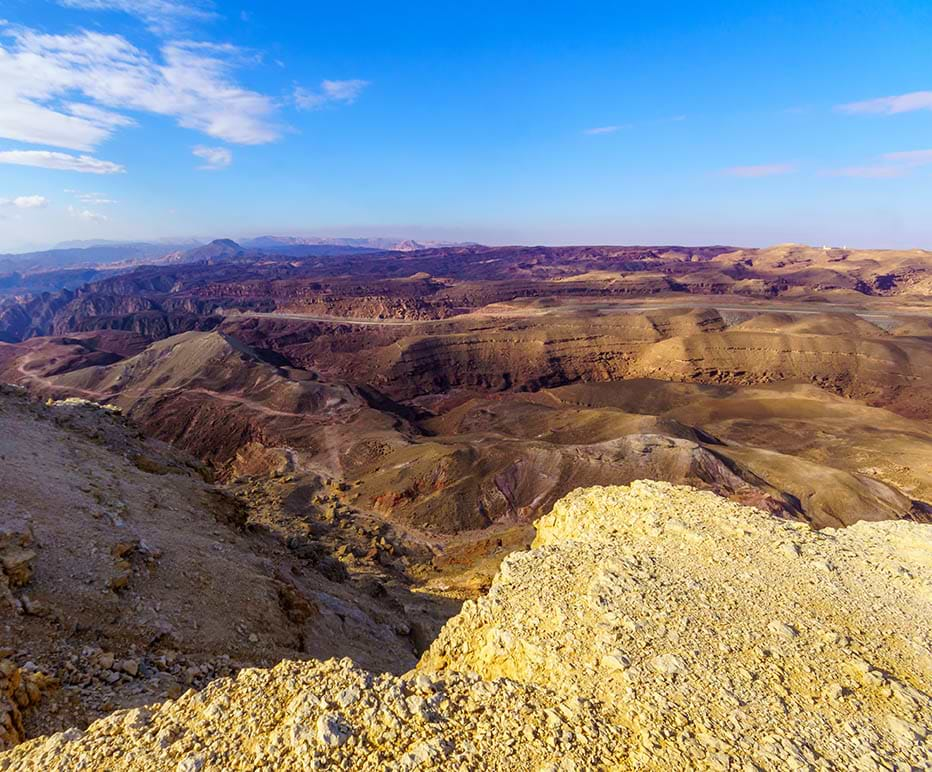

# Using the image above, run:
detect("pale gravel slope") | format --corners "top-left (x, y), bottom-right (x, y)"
top-left (423, 481), bottom-right (932, 769)
top-left (2, 481), bottom-right (930, 770)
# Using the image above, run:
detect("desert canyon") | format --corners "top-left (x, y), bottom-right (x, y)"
top-left (0, 241), bottom-right (930, 769)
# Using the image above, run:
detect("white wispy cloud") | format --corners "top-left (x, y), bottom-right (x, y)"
top-left (828, 165), bottom-right (904, 179)
top-left (583, 126), bottom-right (624, 136)
top-left (68, 204), bottom-right (108, 222)
top-left (294, 79), bottom-right (370, 110)
top-left (583, 115), bottom-right (682, 136)
top-left (192, 144), bottom-right (232, 170)
top-left (883, 149), bottom-right (932, 165)
top-left (64, 102), bottom-right (136, 130)
top-left (721, 163), bottom-right (796, 178)
top-left (65, 189), bottom-right (118, 204)
top-left (58, 0), bottom-right (217, 36)
top-left (0, 27), bottom-right (280, 152)
top-left (838, 90), bottom-right (932, 115)
top-left (0, 195), bottom-right (49, 208)
top-left (0, 150), bottom-right (125, 174)
top-left (826, 149), bottom-right (932, 178)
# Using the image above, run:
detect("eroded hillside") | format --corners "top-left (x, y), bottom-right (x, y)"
top-left (2, 301), bottom-right (930, 602)
top-left (0, 388), bottom-right (454, 745)
top-left (3, 482), bottom-right (929, 770)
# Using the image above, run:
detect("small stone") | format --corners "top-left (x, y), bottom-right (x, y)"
top-left (1, 549), bottom-right (36, 587)
top-left (336, 686), bottom-right (360, 708)
top-left (767, 621), bottom-right (798, 640)
top-left (176, 755), bottom-right (204, 772)
top-left (886, 715), bottom-right (923, 744)
top-left (111, 541), bottom-right (139, 558)
top-left (652, 654), bottom-right (686, 675)
top-left (824, 683), bottom-right (847, 701)
top-left (849, 656), bottom-right (872, 674)
top-left (109, 572), bottom-right (131, 591)
top-left (316, 714), bottom-right (351, 748)
top-left (119, 659), bottom-right (139, 677)
top-left (600, 652), bottom-right (631, 671)
top-left (20, 595), bottom-right (44, 616)
top-left (122, 708), bottom-right (150, 732)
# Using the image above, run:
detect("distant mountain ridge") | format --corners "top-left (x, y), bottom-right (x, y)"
top-left (0, 235), bottom-right (471, 297)
top-left (242, 235), bottom-right (478, 252)
top-left (164, 238), bottom-right (388, 264)
top-left (0, 242), bottom-right (195, 273)
top-left (52, 238), bottom-right (203, 250)
top-left (0, 235), bottom-right (478, 276)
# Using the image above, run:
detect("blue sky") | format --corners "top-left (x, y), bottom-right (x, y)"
top-left (2, 0), bottom-right (932, 251)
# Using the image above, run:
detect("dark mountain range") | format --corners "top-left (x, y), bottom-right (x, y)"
top-left (0, 242), bottom-right (190, 273)
top-left (242, 235), bottom-right (477, 251)
top-left (0, 235), bottom-right (470, 278)
top-left (0, 267), bottom-right (122, 297)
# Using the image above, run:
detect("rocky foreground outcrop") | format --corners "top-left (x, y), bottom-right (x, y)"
top-left (2, 481), bottom-right (930, 770)
top-left (423, 482), bottom-right (932, 768)
top-left (0, 661), bottom-right (51, 751)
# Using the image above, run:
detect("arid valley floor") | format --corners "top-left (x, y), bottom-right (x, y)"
top-left (0, 241), bottom-right (930, 769)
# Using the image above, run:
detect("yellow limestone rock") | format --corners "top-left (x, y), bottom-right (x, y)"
top-left (421, 481), bottom-right (932, 769)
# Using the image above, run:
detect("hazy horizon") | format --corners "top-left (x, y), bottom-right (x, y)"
top-left (7, 230), bottom-right (932, 258)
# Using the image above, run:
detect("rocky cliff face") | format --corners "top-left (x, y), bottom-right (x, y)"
top-left (3, 481), bottom-right (929, 770)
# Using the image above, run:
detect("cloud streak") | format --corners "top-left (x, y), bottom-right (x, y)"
top-left (193, 144), bottom-right (232, 170)
top-left (721, 163), bottom-right (796, 178)
top-left (583, 126), bottom-right (624, 136)
top-left (65, 189), bottom-right (118, 204)
top-left (58, 0), bottom-right (217, 36)
top-left (0, 195), bottom-right (48, 208)
top-left (294, 79), bottom-right (369, 110)
top-left (0, 150), bottom-right (125, 174)
top-left (838, 90), bottom-right (932, 115)
top-left (827, 149), bottom-right (932, 178)
top-left (68, 204), bottom-right (108, 222)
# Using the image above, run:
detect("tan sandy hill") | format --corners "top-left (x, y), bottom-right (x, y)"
top-left (711, 244), bottom-right (932, 296)
top-left (540, 380), bottom-right (932, 520)
top-left (3, 481), bottom-right (929, 770)
top-left (359, 379), bottom-right (928, 535)
top-left (10, 331), bottom-right (411, 474)
top-left (223, 304), bottom-right (932, 419)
